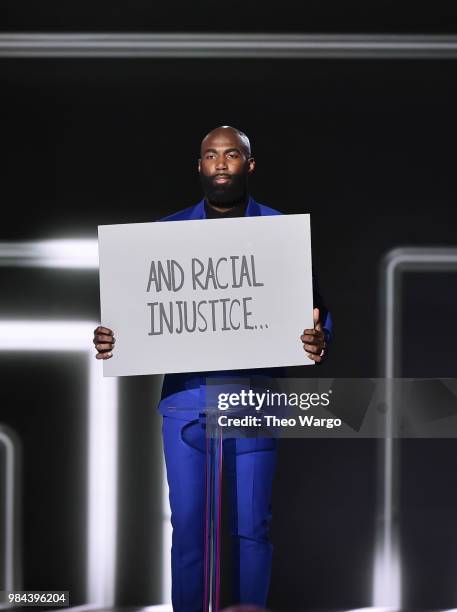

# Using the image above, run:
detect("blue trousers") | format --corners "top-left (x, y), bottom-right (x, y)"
top-left (162, 415), bottom-right (277, 611)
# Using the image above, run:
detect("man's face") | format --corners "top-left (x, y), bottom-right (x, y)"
top-left (198, 131), bottom-right (255, 205)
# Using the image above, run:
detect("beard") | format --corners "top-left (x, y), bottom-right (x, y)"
top-left (200, 171), bottom-right (248, 207)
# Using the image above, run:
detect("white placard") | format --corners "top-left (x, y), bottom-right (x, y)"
top-left (98, 214), bottom-right (314, 376)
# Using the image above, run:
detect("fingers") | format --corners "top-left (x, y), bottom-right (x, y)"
top-left (303, 342), bottom-right (323, 355)
top-left (93, 325), bottom-right (115, 360)
top-left (313, 308), bottom-right (322, 331)
top-left (300, 331), bottom-right (321, 344)
top-left (95, 351), bottom-right (113, 360)
top-left (306, 351), bottom-right (323, 363)
top-left (93, 334), bottom-right (115, 344)
top-left (301, 317), bottom-right (326, 361)
top-left (94, 342), bottom-right (114, 358)
top-left (95, 342), bottom-right (112, 351)
top-left (93, 326), bottom-right (113, 336)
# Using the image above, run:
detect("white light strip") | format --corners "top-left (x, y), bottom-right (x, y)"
top-left (88, 353), bottom-right (118, 605)
top-left (0, 321), bottom-right (118, 605)
top-left (373, 539), bottom-right (400, 609)
top-left (0, 321), bottom-right (96, 350)
top-left (0, 430), bottom-right (16, 592)
top-left (376, 247), bottom-right (457, 609)
top-left (0, 240), bottom-right (98, 269)
top-left (346, 608), bottom-right (397, 611)
top-left (1, 33), bottom-right (457, 58)
top-left (385, 250), bottom-right (457, 380)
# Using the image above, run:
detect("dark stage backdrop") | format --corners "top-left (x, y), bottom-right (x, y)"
top-left (2, 0), bottom-right (457, 33)
top-left (2, 55), bottom-right (457, 609)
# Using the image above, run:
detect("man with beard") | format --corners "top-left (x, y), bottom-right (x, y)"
top-left (93, 125), bottom-right (332, 611)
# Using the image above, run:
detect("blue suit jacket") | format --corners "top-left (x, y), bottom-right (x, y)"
top-left (157, 195), bottom-right (333, 419)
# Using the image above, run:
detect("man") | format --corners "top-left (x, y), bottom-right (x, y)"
top-left (93, 126), bottom-right (332, 611)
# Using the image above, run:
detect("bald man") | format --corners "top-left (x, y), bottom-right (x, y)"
top-left (93, 126), bottom-right (332, 611)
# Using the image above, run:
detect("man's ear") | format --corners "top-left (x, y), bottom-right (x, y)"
top-left (248, 157), bottom-right (256, 174)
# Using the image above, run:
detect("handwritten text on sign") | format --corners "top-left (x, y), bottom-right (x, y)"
top-left (146, 255), bottom-right (266, 335)
top-left (98, 214), bottom-right (314, 376)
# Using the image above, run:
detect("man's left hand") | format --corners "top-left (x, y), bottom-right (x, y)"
top-left (300, 308), bottom-right (326, 363)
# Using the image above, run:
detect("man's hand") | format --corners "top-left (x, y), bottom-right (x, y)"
top-left (93, 326), bottom-right (115, 360)
top-left (300, 308), bottom-right (326, 363)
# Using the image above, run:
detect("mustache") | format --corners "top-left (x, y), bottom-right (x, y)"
top-left (212, 173), bottom-right (231, 180)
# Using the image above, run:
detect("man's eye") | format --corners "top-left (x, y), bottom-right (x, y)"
top-left (227, 153), bottom-right (237, 158)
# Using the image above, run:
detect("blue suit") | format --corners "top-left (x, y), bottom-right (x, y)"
top-left (158, 196), bottom-right (333, 610)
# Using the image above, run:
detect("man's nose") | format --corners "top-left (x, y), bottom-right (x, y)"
top-left (216, 157), bottom-right (228, 170)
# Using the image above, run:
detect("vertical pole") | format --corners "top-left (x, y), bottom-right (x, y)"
top-left (203, 420), bottom-right (223, 612)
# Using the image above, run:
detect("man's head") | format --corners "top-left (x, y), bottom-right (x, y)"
top-left (198, 125), bottom-right (255, 207)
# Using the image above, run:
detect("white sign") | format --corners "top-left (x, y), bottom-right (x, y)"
top-left (98, 214), bottom-right (314, 376)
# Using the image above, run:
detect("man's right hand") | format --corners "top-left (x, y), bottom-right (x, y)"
top-left (93, 326), bottom-right (115, 360)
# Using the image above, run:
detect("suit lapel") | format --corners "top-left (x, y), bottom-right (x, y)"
top-left (188, 199), bottom-right (206, 220)
top-left (245, 196), bottom-right (262, 217)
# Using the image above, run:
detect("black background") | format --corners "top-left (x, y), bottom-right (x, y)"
top-left (2, 0), bottom-right (457, 33)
